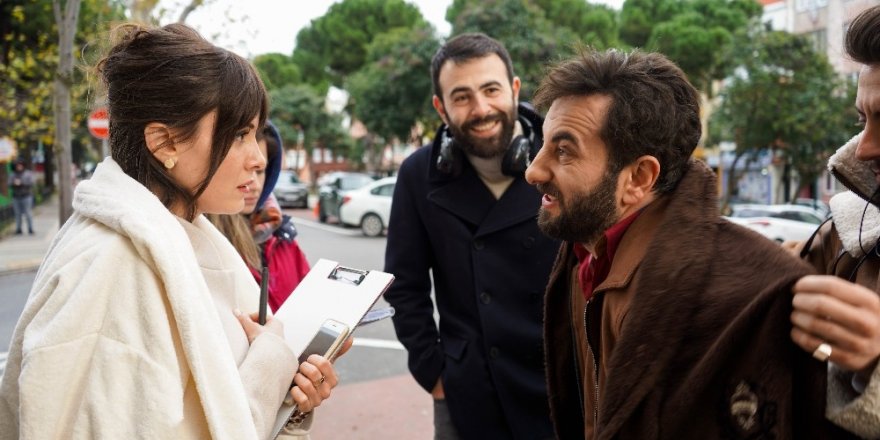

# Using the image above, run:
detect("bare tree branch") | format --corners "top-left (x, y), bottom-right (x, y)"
top-left (177, 0), bottom-right (205, 23)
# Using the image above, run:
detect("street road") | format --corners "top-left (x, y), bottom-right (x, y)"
top-left (0, 270), bottom-right (33, 373)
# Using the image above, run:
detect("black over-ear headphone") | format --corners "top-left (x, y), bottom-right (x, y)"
top-left (436, 114), bottom-right (537, 177)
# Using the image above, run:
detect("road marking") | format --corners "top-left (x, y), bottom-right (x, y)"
top-left (290, 217), bottom-right (362, 236)
top-left (0, 340), bottom-right (404, 376)
top-left (352, 338), bottom-right (405, 350)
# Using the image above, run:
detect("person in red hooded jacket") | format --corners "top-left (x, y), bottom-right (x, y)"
top-left (209, 121), bottom-right (310, 312)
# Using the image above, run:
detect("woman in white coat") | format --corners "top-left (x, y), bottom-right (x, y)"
top-left (0, 23), bottom-right (337, 439)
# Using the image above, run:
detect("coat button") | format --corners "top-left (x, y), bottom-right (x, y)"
top-left (522, 236), bottom-right (535, 249)
top-left (473, 240), bottom-right (484, 250)
top-left (480, 291), bottom-right (491, 304)
top-left (489, 347), bottom-right (500, 359)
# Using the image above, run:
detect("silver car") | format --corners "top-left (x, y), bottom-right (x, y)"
top-left (274, 170), bottom-right (309, 209)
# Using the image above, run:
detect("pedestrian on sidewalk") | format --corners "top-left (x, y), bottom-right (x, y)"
top-left (8, 159), bottom-right (34, 235)
top-left (528, 48), bottom-right (854, 438)
top-left (0, 23), bottom-right (339, 439)
top-left (384, 33), bottom-right (558, 440)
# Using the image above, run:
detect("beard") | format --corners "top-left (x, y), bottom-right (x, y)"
top-left (536, 171), bottom-right (620, 245)
top-left (446, 102), bottom-right (517, 159)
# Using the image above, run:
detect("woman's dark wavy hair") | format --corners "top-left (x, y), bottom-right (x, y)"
top-left (846, 5), bottom-right (880, 65)
top-left (533, 49), bottom-right (701, 195)
top-left (96, 23), bottom-right (268, 221)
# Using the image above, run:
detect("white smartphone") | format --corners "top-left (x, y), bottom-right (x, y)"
top-left (298, 318), bottom-right (350, 364)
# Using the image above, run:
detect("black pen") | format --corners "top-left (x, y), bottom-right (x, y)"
top-left (259, 266), bottom-right (269, 325)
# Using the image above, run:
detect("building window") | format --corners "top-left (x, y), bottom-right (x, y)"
top-left (795, 0), bottom-right (829, 13)
top-left (806, 28), bottom-right (828, 53)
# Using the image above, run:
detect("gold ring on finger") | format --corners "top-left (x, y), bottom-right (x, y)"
top-left (812, 342), bottom-right (832, 362)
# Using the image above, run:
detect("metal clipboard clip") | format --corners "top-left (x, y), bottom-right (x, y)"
top-left (328, 265), bottom-right (367, 285)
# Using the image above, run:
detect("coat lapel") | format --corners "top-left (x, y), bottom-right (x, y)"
top-left (427, 168), bottom-right (542, 236)
top-left (427, 167), bottom-right (494, 227)
top-left (476, 177), bottom-right (542, 238)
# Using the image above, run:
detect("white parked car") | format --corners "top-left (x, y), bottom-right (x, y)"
top-left (725, 203), bottom-right (825, 243)
top-left (728, 203), bottom-right (826, 224)
top-left (338, 176), bottom-right (396, 237)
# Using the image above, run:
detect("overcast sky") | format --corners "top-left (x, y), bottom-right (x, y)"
top-left (159, 0), bottom-right (624, 58)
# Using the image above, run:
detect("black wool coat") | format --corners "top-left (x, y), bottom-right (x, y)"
top-left (384, 104), bottom-right (559, 439)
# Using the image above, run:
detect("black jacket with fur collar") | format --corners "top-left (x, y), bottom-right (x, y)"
top-left (543, 160), bottom-right (857, 439)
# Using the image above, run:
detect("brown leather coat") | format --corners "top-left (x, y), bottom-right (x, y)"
top-left (543, 161), bottom-right (857, 439)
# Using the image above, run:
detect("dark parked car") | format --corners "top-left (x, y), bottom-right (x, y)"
top-left (316, 172), bottom-right (375, 223)
top-left (274, 170), bottom-right (309, 209)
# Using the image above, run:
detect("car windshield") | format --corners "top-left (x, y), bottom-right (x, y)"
top-left (339, 174), bottom-right (374, 190)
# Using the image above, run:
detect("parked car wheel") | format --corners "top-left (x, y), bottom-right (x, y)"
top-left (360, 213), bottom-right (384, 237)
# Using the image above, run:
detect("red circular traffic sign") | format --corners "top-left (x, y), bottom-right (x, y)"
top-left (87, 107), bottom-right (109, 140)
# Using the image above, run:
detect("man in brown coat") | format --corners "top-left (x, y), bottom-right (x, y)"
top-left (525, 49), bottom-right (855, 439)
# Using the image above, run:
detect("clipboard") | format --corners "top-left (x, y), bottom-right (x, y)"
top-left (272, 258), bottom-right (395, 356)
top-left (270, 258), bottom-right (394, 437)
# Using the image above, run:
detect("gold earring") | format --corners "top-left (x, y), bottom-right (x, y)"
top-left (164, 157), bottom-right (176, 170)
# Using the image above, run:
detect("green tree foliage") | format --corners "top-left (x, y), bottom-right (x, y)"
top-left (448, 0), bottom-right (581, 100)
top-left (253, 53), bottom-right (300, 91)
top-left (619, 0), bottom-right (683, 48)
top-left (1, 0), bottom-right (125, 167)
top-left (291, 0), bottom-right (427, 91)
top-left (534, 0), bottom-right (619, 48)
top-left (347, 25), bottom-right (439, 142)
top-left (269, 84), bottom-right (351, 164)
top-left (621, 0), bottom-right (761, 94)
top-left (1, 1), bottom-right (60, 147)
top-left (346, 25), bottom-right (440, 169)
top-left (712, 29), bottom-right (856, 202)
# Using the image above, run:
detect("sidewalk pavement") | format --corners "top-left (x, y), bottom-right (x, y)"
top-left (0, 194), bottom-right (60, 275)
top-left (0, 195), bottom-right (434, 439)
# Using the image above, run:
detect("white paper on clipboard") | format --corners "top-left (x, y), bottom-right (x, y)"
top-left (273, 258), bottom-right (395, 357)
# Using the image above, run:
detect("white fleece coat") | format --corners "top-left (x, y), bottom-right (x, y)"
top-left (0, 158), bottom-right (298, 439)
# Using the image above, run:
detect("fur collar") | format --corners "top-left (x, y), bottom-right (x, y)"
top-left (829, 191), bottom-right (880, 257)
top-left (828, 131), bottom-right (873, 200)
top-left (827, 131), bottom-right (880, 257)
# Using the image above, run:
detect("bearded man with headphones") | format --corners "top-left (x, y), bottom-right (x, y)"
top-left (383, 33), bottom-right (558, 440)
